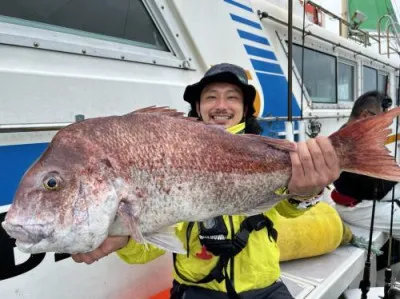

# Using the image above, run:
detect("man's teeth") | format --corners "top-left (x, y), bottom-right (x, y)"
top-left (213, 116), bottom-right (231, 120)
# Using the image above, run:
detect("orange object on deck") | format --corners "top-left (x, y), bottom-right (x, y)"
top-left (149, 288), bottom-right (170, 299)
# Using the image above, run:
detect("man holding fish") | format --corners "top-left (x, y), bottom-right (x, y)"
top-left (71, 63), bottom-right (342, 299)
top-left (4, 63), bottom-right (400, 299)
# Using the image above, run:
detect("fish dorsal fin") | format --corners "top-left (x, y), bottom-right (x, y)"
top-left (131, 106), bottom-right (185, 116)
top-left (125, 106), bottom-right (199, 122)
top-left (240, 134), bottom-right (297, 152)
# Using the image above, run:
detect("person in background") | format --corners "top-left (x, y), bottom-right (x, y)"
top-left (72, 63), bottom-right (341, 299)
top-left (331, 90), bottom-right (400, 239)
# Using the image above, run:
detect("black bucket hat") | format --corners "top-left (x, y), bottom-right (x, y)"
top-left (183, 63), bottom-right (257, 117)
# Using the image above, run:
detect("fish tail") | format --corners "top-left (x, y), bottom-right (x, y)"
top-left (329, 107), bottom-right (400, 182)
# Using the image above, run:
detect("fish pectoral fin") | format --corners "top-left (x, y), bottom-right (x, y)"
top-left (144, 226), bottom-right (186, 254)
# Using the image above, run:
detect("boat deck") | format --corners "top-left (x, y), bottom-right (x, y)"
top-left (281, 226), bottom-right (388, 299)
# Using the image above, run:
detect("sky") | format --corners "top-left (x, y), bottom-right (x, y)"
top-left (393, 0), bottom-right (400, 21)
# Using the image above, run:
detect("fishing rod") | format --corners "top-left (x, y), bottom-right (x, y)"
top-left (287, 0), bottom-right (309, 141)
top-left (297, 0), bottom-right (307, 142)
top-left (359, 183), bottom-right (378, 299)
top-left (359, 75), bottom-right (396, 299)
top-left (287, 0), bottom-right (293, 124)
top-left (384, 3), bottom-right (400, 295)
top-left (300, 0), bottom-right (307, 121)
top-left (284, 0), bottom-right (295, 142)
top-left (358, 75), bottom-right (400, 299)
top-left (384, 68), bottom-right (400, 299)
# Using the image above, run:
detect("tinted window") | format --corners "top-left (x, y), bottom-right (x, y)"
top-left (363, 66), bottom-right (378, 93)
top-left (378, 73), bottom-right (388, 94)
top-left (293, 44), bottom-right (337, 103)
top-left (0, 0), bottom-right (168, 51)
top-left (338, 62), bottom-right (354, 102)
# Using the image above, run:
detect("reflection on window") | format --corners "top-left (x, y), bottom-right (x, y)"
top-left (293, 44), bottom-right (336, 103)
top-left (338, 62), bottom-right (354, 102)
top-left (378, 73), bottom-right (388, 93)
top-left (0, 0), bottom-right (169, 51)
top-left (363, 66), bottom-right (377, 93)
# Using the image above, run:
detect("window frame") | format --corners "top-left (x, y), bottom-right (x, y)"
top-left (378, 71), bottom-right (389, 94)
top-left (396, 75), bottom-right (400, 104)
top-left (292, 43), bottom-right (338, 105)
top-left (362, 65), bottom-right (379, 93)
top-left (337, 58), bottom-right (357, 106)
top-left (0, 0), bottom-right (194, 69)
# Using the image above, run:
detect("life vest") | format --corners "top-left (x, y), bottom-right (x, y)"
top-left (172, 214), bottom-right (278, 299)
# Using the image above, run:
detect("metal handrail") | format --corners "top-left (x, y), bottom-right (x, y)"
top-left (378, 14), bottom-right (400, 58)
top-left (307, 0), bottom-right (400, 55)
top-left (0, 114), bottom-right (350, 134)
top-left (0, 114), bottom-right (85, 133)
top-left (258, 11), bottom-right (399, 69)
top-left (259, 114), bottom-right (349, 122)
top-left (0, 122), bottom-right (72, 133)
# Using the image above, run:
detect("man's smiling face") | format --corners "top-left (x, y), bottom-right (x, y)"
top-left (197, 82), bottom-right (245, 128)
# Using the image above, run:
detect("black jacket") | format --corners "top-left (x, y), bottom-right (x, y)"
top-left (333, 171), bottom-right (397, 201)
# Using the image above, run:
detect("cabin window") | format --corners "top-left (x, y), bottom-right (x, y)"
top-left (0, 0), bottom-right (168, 51)
top-left (337, 62), bottom-right (355, 102)
top-left (363, 66), bottom-right (378, 93)
top-left (378, 73), bottom-right (388, 94)
top-left (292, 44), bottom-right (336, 103)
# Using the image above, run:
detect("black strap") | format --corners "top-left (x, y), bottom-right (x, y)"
top-left (186, 222), bottom-right (195, 257)
top-left (232, 214), bottom-right (278, 256)
top-left (222, 256), bottom-right (241, 299)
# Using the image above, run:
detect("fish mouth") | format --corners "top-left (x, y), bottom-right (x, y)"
top-left (15, 232), bottom-right (103, 254)
top-left (1, 221), bottom-right (54, 245)
top-left (15, 239), bottom-right (55, 254)
top-left (14, 240), bottom-right (38, 253)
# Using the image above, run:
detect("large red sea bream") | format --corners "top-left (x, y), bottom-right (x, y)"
top-left (3, 106), bottom-right (400, 254)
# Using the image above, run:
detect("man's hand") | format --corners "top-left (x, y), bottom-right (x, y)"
top-left (288, 136), bottom-right (340, 196)
top-left (71, 236), bottom-right (129, 265)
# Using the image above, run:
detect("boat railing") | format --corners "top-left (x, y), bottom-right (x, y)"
top-left (378, 14), bottom-right (400, 58)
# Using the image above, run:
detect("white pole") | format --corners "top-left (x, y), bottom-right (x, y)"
top-left (298, 120), bottom-right (306, 141)
top-left (285, 121), bottom-right (294, 141)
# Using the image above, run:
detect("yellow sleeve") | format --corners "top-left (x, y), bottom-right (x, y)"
top-left (116, 238), bottom-right (166, 264)
top-left (273, 199), bottom-right (308, 218)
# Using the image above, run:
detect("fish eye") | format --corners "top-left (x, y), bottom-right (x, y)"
top-left (43, 177), bottom-right (59, 190)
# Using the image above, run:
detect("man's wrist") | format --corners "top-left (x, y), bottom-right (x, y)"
top-left (274, 186), bottom-right (324, 209)
top-left (274, 186), bottom-right (323, 199)
top-left (289, 188), bottom-right (324, 201)
top-left (288, 189), bottom-right (324, 209)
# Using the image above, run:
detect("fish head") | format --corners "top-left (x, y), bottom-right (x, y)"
top-left (2, 131), bottom-right (120, 254)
